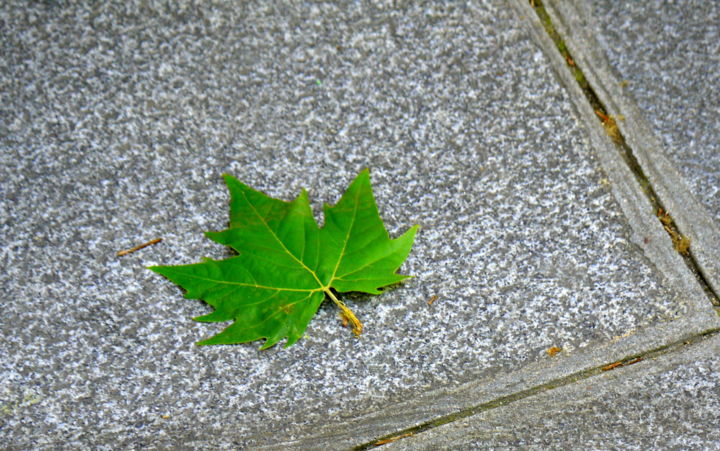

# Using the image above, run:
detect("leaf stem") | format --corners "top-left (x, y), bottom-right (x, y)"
top-left (324, 289), bottom-right (363, 336)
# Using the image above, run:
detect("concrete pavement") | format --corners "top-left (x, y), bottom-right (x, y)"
top-left (1, 0), bottom-right (718, 448)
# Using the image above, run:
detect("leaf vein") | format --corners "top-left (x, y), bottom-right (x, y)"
top-left (241, 189), bottom-right (324, 289)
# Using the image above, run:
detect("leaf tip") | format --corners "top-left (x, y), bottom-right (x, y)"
top-left (298, 187), bottom-right (310, 201)
top-left (221, 173), bottom-right (238, 183)
top-left (355, 167), bottom-right (371, 184)
top-left (259, 338), bottom-right (280, 350)
top-left (147, 265), bottom-right (167, 276)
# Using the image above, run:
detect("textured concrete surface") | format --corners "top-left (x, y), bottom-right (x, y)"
top-left (542, 0), bottom-right (720, 296)
top-left (387, 336), bottom-right (720, 450)
top-left (387, 332), bottom-right (720, 450)
top-left (593, 0), bottom-right (720, 223)
top-left (1, 0), bottom-right (718, 449)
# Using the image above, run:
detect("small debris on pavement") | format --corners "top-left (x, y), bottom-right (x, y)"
top-left (602, 361), bottom-right (623, 371)
top-left (374, 432), bottom-right (414, 446)
top-left (117, 238), bottom-right (163, 256)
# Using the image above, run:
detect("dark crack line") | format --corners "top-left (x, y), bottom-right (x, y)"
top-left (530, 0), bottom-right (719, 307)
top-left (354, 328), bottom-right (720, 449)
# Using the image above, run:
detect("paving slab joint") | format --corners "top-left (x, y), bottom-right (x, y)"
top-left (535, 0), bottom-right (720, 299)
top-left (354, 327), bottom-right (720, 450)
top-left (526, 0), bottom-right (719, 307)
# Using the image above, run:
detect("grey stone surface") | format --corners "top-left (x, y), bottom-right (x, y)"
top-left (0, 0), bottom-right (714, 448)
top-left (387, 333), bottom-right (720, 450)
top-left (592, 0), bottom-right (720, 224)
top-left (542, 0), bottom-right (720, 307)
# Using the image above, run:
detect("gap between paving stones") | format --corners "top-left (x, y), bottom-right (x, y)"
top-left (507, 0), bottom-right (716, 314)
top-left (530, 0), bottom-right (719, 307)
top-left (267, 312), bottom-right (719, 449)
top-left (265, 1), bottom-right (720, 448)
top-left (541, 0), bottom-right (720, 300)
top-left (382, 329), bottom-right (720, 449)
top-left (356, 327), bottom-right (720, 449)
top-left (263, 312), bottom-right (720, 445)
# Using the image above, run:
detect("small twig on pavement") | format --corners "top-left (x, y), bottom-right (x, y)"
top-left (117, 238), bottom-right (163, 256)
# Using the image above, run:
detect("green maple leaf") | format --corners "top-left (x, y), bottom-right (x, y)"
top-left (150, 169), bottom-right (418, 349)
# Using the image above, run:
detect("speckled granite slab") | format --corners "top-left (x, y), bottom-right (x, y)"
top-left (0, 0), bottom-right (715, 448)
